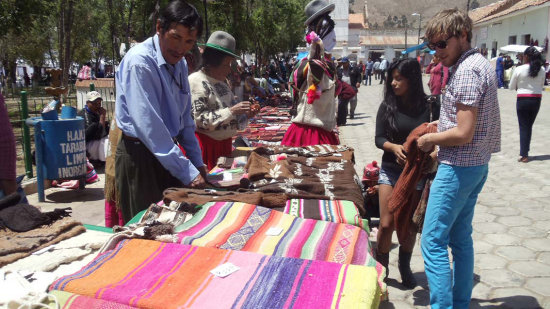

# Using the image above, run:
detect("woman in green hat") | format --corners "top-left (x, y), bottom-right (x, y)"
top-left (189, 31), bottom-right (258, 170)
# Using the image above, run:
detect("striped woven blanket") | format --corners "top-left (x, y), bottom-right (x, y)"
top-left (176, 201), bottom-right (385, 296)
top-left (50, 239), bottom-right (381, 308)
top-left (177, 201), bottom-right (376, 266)
top-left (49, 290), bottom-right (136, 308)
top-left (277, 199), bottom-right (369, 232)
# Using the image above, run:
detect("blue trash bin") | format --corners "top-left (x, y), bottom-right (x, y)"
top-left (26, 116), bottom-right (87, 201)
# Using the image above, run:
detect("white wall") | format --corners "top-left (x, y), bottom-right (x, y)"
top-left (349, 28), bottom-right (362, 47)
top-left (473, 6), bottom-right (550, 59)
top-left (330, 0), bottom-right (349, 43)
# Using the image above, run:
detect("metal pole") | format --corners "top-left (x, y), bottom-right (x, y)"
top-left (417, 14), bottom-right (422, 45)
top-left (34, 121), bottom-right (45, 202)
top-left (20, 91), bottom-right (33, 178)
top-left (203, 0), bottom-right (209, 41)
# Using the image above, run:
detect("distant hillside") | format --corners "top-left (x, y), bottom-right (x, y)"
top-left (350, 0), bottom-right (499, 28)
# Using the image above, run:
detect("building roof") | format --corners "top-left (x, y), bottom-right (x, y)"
top-left (349, 13), bottom-right (367, 29)
top-left (471, 0), bottom-right (550, 24)
top-left (359, 35), bottom-right (409, 46)
top-left (75, 78), bottom-right (114, 89)
top-left (469, 0), bottom-right (509, 22)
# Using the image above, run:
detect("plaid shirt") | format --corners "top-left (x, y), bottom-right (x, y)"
top-left (438, 49), bottom-right (501, 166)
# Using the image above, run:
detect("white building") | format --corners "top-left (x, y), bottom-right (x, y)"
top-left (471, 0), bottom-right (550, 60)
top-left (330, 0), bottom-right (349, 45)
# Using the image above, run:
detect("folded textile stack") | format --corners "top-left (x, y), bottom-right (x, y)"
top-left (0, 219), bottom-right (85, 267)
top-left (0, 194), bottom-right (84, 267)
top-left (235, 106), bottom-right (293, 146)
top-left (276, 199), bottom-right (369, 232)
top-left (177, 202), bottom-right (376, 266)
top-left (245, 152), bottom-right (365, 214)
top-left (50, 290), bottom-right (136, 308)
top-left (50, 238), bottom-right (382, 308)
top-left (176, 201), bottom-right (385, 296)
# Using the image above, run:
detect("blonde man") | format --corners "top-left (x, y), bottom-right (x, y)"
top-left (417, 9), bottom-right (501, 309)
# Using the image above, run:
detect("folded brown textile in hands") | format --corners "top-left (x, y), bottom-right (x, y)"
top-left (388, 122), bottom-right (438, 240)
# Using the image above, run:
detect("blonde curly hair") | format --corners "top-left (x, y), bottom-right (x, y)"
top-left (425, 9), bottom-right (473, 43)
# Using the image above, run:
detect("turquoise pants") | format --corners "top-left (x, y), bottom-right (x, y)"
top-left (421, 163), bottom-right (488, 309)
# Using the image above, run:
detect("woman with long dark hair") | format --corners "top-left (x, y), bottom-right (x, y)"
top-left (509, 46), bottom-right (545, 163)
top-left (374, 58), bottom-right (438, 289)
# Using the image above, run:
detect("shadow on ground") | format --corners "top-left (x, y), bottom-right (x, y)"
top-left (340, 123), bottom-right (365, 127)
top-left (471, 296), bottom-right (542, 308)
top-left (46, 187), bottom-right (105, 203)
top-left (350, 115), bottom-right (371, 120)
top-left (528, 154), bottom-right (550, 162)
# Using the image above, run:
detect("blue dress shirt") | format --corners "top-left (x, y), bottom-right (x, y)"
top-left (115, 35), bottom-right (203, 185)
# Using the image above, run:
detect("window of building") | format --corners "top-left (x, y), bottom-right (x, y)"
top-left (522, 34), bottom-right (531, 45)
top-left (508, 35), bottom-right (517, 44)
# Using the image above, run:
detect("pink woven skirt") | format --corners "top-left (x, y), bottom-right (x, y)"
top-left (281, 123), bottom-right (339, 146)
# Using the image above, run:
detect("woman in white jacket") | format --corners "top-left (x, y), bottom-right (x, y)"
top-left (509, 46), bottom-right (545, 163)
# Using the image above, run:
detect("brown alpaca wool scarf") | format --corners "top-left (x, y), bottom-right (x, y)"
top-left (388, 122), bottom-right (437, 241)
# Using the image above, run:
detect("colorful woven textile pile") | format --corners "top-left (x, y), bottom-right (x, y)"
top-left (177, 202), bottom-right (377, 268)
top-left (276, 199), bottom-right (368, 232)
top-left (245, 152), bottom-right (365, 214)
top-left (236, 107), bottom-right (292, 146)
top-left (49, 238), bottom-right (381, 308)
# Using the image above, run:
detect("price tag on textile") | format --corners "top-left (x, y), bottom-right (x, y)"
top-left (265, 227), bottom-right (284, 236)
top-left (222, 172), bottom-right (233, 181)
top-left (210, 263), bottom-right (240, 278)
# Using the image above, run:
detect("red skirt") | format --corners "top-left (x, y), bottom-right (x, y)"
top-left (195, 131), bottom-right (232, 170)
top-left (104, 199), bottom-right (124, 227)
top-left (281, 123), bottom-right (339, 146)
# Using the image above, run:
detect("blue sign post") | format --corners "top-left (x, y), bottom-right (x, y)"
top-left (26, 117), bottom-right (87, 201)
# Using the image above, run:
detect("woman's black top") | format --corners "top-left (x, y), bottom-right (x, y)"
top-left (375, 98), bottom-right (438, 168)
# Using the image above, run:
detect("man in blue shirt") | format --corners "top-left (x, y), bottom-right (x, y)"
top-left (115, 0), bottom-right (206, 221)
top-left (364, 57), bottom-right (374, 85)
top-left (495, 53), bottom-right (504, 88)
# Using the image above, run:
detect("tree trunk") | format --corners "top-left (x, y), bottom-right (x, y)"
top-left (58, 0), bottom-right (65, 74)
top-left (8, 60), bottom-right (17, 88)
top-left (105, 0), bottom-right (121, 62)
top-left (62, 0), bottom-right (75, 88)
top-left (33, 65), bottom-right (42, 82)
top-left (126, 0), bottom-right (134, 47)
top-left (152, 0), bottom-right (160, 35)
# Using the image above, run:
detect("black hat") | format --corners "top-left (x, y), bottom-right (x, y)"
top-left (304, 0), bottom-right (335, 26)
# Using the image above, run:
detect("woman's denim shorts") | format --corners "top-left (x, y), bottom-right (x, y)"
top-left (378, 162), bottom-right (426, 190)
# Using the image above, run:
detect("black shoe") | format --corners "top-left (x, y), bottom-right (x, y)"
top-left (398, 248), bottom-right (417, 289)
top-left (349, 115), bottom-right (354, 119)
top-left (376, 251), bottom-right (390, 280)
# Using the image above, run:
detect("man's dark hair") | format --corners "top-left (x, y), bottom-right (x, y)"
top-left (158, 0), bottom-right (203, 37)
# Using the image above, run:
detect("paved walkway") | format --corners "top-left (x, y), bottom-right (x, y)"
top-left (340, 76), bottom-right (550, 308)
top-left (25, 75), bottom-right (550, 308)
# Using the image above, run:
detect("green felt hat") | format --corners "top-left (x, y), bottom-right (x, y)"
top-left (204, 31), bottom-right (238, 58)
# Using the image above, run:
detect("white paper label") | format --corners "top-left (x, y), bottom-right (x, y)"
top-left (266, 227), bottom-right (284, 236)
top-left (222, 172), bottom-right (233, 181)
top-left (210, 262), bottom-right (240, 278)
top-left (333, 153), bottom-right (343, 157)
